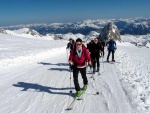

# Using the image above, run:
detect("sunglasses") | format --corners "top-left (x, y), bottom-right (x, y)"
top-left (76, 44), bottom-right (82, 46)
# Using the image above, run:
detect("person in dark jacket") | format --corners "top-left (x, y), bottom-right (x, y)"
top-left (87, 40), bottom-right (94, 53)
top-left (90, 37), bottom-right (102, 74)
top-left (99, 39), bottom-right (105, 57)
top-left (106, 39), bottom-right (117, 62)
top-left (69, 38), bottom-right (92, 97)
top-left (66, 38), bottom-right (75, 51)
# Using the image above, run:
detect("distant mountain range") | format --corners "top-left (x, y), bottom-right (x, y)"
top-left (1, 17), bottom-right (150, 35)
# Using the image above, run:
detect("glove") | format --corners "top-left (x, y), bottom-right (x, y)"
top-left (69, 62), bottom-right (73, 66)
top-left (69, 63), bottom-right (74, 70)
top-left (88, 63), bottom-right (92, 68)
top-left (70, 65), bottom-right (74, 70)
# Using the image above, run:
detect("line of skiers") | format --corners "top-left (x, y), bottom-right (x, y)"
top-left (66, 37), bottom-right (117, 97)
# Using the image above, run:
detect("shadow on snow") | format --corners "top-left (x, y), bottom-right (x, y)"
top-left (38, 62), bottom-right (69, 66)
top-left (13, 82), bottom-right (74, 97)
top-left (48, 68), bottom-right (70, 72)
top-left (38, 62), bottom-right (70, 72)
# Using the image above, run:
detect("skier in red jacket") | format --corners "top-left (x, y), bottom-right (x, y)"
top-left (69, 38), bottom-right (92, 97)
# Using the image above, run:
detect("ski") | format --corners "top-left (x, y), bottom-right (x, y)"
top-left (90, 71), bottom-right (101, 77)
top-left (108, 61), bottom-right (120, 64)
top-left (98, 72), bottom-right (101, 75)
top-left (90, 74), bottom-right (95, 80)
top-left (77, 89), bottom-right (86, 100)
top-left (109, 62), bottom-right (114, 64)
top-left (66, 90), bottom-right (86, 110)
top-left (66, 96), bottom-right (78, 110)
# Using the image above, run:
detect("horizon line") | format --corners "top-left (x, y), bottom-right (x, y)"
top-left (0, 16), bottom-right (150, 28)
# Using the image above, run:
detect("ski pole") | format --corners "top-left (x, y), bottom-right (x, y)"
top-left (69, 68), bottom-right (72, 93)
top-left (67, 50), bottom-right (73, 93)
top-left (66, 49), bottom-right (69, 62)
top-left (66, 49), bottom-right (72, 93)
top-left (90, 67), bottom-right (99, 95)
top-left (102, 56), bottom-right (104, 69)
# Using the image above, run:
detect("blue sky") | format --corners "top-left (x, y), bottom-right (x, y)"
top-left (0, 0), bottom-right (150, 26)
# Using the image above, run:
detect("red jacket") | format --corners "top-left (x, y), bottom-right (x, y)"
top-left (69, 45), bottom-right (91, 67)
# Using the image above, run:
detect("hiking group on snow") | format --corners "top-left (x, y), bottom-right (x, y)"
top-left (66, 37), bottom-right (117, 98)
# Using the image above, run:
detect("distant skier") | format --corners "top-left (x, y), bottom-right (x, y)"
top-left (87, 40), bottom-right (94, 53)
top-left (66, 38), bottom-right (75, 51)
top-left (90, 37), bottom-right (103, 74)
top-left (99, 39), bottom-right (105, 57)
top-left (69, 38), bottom-right (92, 97)
top-left (106, 39), bottom-right (117, 62)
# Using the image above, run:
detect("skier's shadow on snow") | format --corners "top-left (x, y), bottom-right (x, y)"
top-left (48, 68), bottom-right (70, 72)
top-left (38, 62), bottom-right (70, 71)
top-left (103, 61), bottom-right (121, 63)
top-left (38, 62), bottom-right (69, 66)
top-left (13, 82), bottom-right (75, 97)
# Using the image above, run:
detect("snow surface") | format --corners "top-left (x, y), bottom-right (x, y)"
top-left (0, 33), bottom-right (64, 69)
top-left (0, 33), bottom-right (150, 113)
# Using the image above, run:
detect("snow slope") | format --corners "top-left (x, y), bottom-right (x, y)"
top-left (115, 42), bottom-right (150, 113)
top-left (0, 33), bottom-right (65, 69)
top-left (5, 28), bottom-right (41, 38)
top-left (0, 33), bottom-right (149, 113)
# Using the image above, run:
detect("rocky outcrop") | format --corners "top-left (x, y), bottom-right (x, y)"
top-left (0, 29), bottom-right (7, 34)
top-left (99, 22), bottom-right (121, 41)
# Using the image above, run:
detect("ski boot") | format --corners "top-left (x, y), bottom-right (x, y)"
top-left (76, 91), bottom-right (81, 97)
top-left (97, 67), bottom-right (100, 75)
top-left (93, 68), bottom-right (96, 74)
top-left (112, 59), bottom-right (115, 62)
top-left (82, 85), bottom-right (87, 91)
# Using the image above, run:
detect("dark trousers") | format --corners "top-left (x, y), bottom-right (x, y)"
top-left (102, 49), bottom-right (105, 57)
top-left (107, 50), bottom-right (115, 61)
top-left (73, 67), bottom-right (88, 91)
top-left (92, 55), bottom-right (100, 71)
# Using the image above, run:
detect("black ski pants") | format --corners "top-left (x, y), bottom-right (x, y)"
top-left (102, 49), bottom-right (105, 57)
top-left (107, 50), bottom-right (115, 61)
top-left (92, 55), bottom-right (100, 70)
top-left (73, 67), bottom-right (88, 91)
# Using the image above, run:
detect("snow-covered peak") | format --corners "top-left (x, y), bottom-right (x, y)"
top-left (99, 22), bottom-right (121, 41)
top-left (88, 31), bottom-right (99, 36)
top-left (5, 28), bottom-right (42, 38)
top-left (13, 28), bottom-right (31, 34)
top-left (13, 28), bottom-right (41, 36)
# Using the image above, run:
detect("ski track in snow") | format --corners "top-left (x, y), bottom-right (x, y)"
top-left (2, 35), bottom-right (149, 113)
top-left (0, 45), bottom-right (136, 113)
